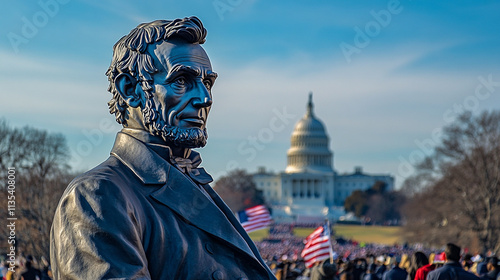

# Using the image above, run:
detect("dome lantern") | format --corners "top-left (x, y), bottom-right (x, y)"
top-left (306, 92), bottom-right (314, 117)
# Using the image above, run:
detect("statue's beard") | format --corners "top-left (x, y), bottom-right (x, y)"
top-left (142, 98), bottom-right (208, 149)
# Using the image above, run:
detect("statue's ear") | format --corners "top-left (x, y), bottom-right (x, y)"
top-left (115, 73), bottom-right (142, 108)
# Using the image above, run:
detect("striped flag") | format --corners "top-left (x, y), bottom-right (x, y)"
top-left (301, 222), bottom-right (333, 268)
top-left (237, 205), bottom-right (272, 233)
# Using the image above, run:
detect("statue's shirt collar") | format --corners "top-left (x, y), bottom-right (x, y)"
top-left (115, 128), bottom-right (213, 185)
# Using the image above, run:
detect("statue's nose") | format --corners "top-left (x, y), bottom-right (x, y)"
top-left (192, 82), bottom-right (212, 108)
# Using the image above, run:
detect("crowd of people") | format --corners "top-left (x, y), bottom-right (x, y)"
top-left (255, 224), bottom-right (500, 280)
top-left (1, 255), bottom-right (51, 280)
top-left (2, 224), bottom-right (499, 280)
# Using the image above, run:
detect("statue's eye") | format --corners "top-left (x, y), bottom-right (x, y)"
top-left (203, 80), bottom-right (212, 91)
top-left (174, 77), bottom-right (186, 86)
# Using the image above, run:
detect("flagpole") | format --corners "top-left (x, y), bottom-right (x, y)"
top-left (327, 219), bottom-right (333, 264)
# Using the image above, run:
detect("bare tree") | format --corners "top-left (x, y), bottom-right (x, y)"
top-left (366, 191), bottom-right (406, 224)
top-left (344, 190), bottom-right (369, 217)
top-left (402, 111), bottom-right (500, 254)
top-left (213, 169), bottom-right (265, 213)
top-left (0, 121), bottom-right (71, 258)
top-left (344, 181), bottom-right (405, 224)
top-left (0, 119), bottom-right (28, 174)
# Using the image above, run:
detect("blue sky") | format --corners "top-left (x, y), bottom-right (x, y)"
top-left (1, 0), bottom-right (500, 187)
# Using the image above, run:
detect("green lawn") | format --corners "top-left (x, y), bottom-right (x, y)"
top-left (249, 224), bottom-right (403, 245)
top-left (248, 228), bottom-right (270, 241)
top-left (332, 224), bottom-right (402, 245)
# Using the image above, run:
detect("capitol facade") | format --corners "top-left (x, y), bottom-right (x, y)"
top-left (253, 94), bottom-right (394, 222)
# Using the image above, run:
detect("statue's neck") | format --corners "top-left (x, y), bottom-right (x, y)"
top-left (170, 146), bottom-right (191, 158)
top-left (121, 128), bottom-right (191, 159)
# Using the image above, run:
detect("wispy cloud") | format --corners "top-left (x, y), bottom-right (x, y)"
top-left (205, 41), bottom-right (499, 179)
top-left (0, 50), bottom-right (110, 129)
top-left (2, 0), bottom-right (499, 184)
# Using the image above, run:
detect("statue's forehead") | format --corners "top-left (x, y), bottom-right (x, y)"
top-left (149, 41), bottom-right (212, 72)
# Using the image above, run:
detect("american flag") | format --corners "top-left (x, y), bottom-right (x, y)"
top-left (301, 222), bottom-right (333, 268)
top-left (237, 205), bottom-right (272, 233)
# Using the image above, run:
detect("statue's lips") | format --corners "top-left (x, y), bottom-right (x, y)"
top-left (181, 118), bottom-right (205, 127)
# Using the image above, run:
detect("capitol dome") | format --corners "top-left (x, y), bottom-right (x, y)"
top-left (285, 93), bottom-right (333, 174)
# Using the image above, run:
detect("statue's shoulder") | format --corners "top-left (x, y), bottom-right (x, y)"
top-left (53, 156), bottom-right (150, 229)
top-left (62, 156), bottom-right (135, 202)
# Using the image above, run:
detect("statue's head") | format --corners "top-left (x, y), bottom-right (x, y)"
top-left (106, 17), bottom-right (217, 149)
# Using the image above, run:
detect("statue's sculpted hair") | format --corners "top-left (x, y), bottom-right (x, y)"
top-left (105, 16), bottom-right (207, 124)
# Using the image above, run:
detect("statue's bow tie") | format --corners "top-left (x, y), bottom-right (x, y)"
top-left (143, 140), bottom-right (213, 185)
top-left (172, 154), bottom-right (213, 185)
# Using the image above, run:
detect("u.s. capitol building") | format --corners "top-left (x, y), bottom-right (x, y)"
top-left (253, 94), bottom-right (394, 222)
